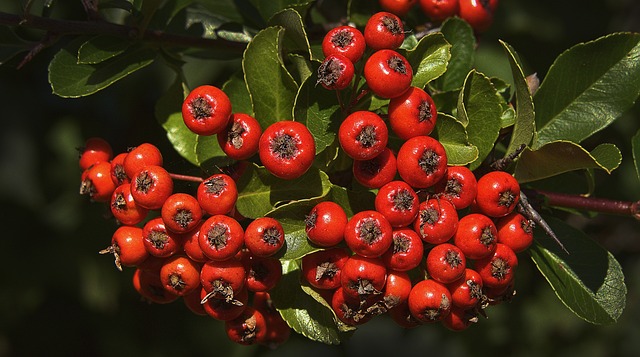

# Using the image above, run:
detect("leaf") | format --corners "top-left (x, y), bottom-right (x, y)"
top-left (633, 129), bottom-right (640, 183)
top-left (404, 32), bottom-right (451, 89)
top-left (533, 33), bottom-right (640, 149)
top-left (500, 41), bottom-right (536, 155)
top-left (287, 53), bottom-right (314, 86)
top-left (529, 217), bottom-right (626, 324)
top-left (77, 36), bottom-right (131, 64)
top-left (0, 26), bottom-right (30, 65)
top-left (268, 8), bottom-right (312, 58)
top-left (155, 77), bottom-right (200, 166)
top-left (194, 134), bottom-right (235, 174)
top-left (270, 260), bottom-right (345, 344)
top-left (431, 17), bottom-right (476, 92)
top-left (457, 70), bottom-right (503, 170)
top-left (250, 0), bottom-right (313, 23)
top-left (243, 27), bottom-right (298, 128)
top-left (433, 113), bottom-right (478, 165)
top-left (235, 163), bottom-right (332, 219)
top-left (294, 67), bottom-right (341, 155)
top-left (49, 38), bottom-right (155, 97)
top-left (221, 70), bottom-right (253, 116)
top-left (514, 141), bottom-right (622, 183)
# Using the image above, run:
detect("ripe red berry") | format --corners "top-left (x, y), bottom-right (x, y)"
top-left (130, 165), bottom-right (174, 210)
top-left (110, 152), bottom-right (130, 186)
top-left (79, 161), bottom-right (117, 202)
top-left (413, 198), bottom-right (459, 245)
top-left (100, 225), bottom-right (148, 270)
top-left (197, 173), bottom-right (238, 216)
top-left (338, 111), bottom-right (389, 161)
top-left (241, 252), bottom-right (283, 292)
top-left (254, 293), bottom-right (291, 348)
top-left (458, 0), bottom-right (495, 33)
top-left (433, 166), bottom-right (478, 210)
top-left (132, 268), bottom-right (179, 304)
top-left (331, 287), bottom-right (378, 326)
top-left (381, 228), bottom-right (424, 272)
top-left (364, 49), bottom-right (413, 99)
top-left (183, 289), bottom-right (208, 316)
top-left (142, 217), bottom-right (183, 258)
top-left (200, 257), bottom-right (246, 305)
top-left (383, 270), bottom-right (412, 308)
top-left (340, 255), bottom-right (387, 299)
top-left (407, 279), bottom-right (452, 323)
top-left (453, 213), bottom-right (498, 260)
top-left (426, 243), bottom-right (467, 284)
top-left (181, 221), bottom-right (208, 263)
top-left (344, 210), bottom-right (394, 258)
top-left (258, 121), bottom-right (316, 180)
top-left (110, 183), bottom-right (149, 226)
top-left (387, 86), bottom-right (438, 140)
top-left (475, 243), bottom-right (518, 290)
top-left (198, 215), bottom-right (245, 261)
top-left (352, 147), bottom-right (397, 189)
top-left (305, 201), bottom-right (348, 247)
top-left (217, 113), bottom-right (262, 160)
top-left (379, 0), bottom-right (418, 17)
top-left (317, 54), bottom-right (355, 91)
top-left (322, 25), bottom-right (366, 63)
top-left (441, 306), bottom-right (476, 331)
top-left (161, 193), bottom-right (203, 234)
top-left (225, 306), bottom-right (268, 345)
top-left (182, 85), bottom-right (232, 136)
top-left (375, 180), bottom-right (419, 227)
top-left (447, 268), bottom-right (484, 309)
top-left (79, 137), bottom-right (112, 171)
top-left (418, 0), bottom-right (459, 22)
top-left (397, 135), bottom-right (448, 188)
top-left (388, 301), bottom-right (421, 328)
top-left (301, 247), bottom-right (350, 290)
top-left (475, 171), bottom-right (520, 217)
top-left (123, 143), bottom-right (163, 178)
top-left (201, 286), bottom-right (249, 321)
top-left (244, 217), bottom-right (285, 257)
top-left (160, 255), bottom-right (201, 296)
top-left (495, 212), bottom-right (534, 253)
top-left (364, 12), bottom-right (405, 50)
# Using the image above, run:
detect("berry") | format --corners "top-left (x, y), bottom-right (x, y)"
top-left (418, 0), bottom-right (459, 22)
top-left (305, 201), bottom-right (348, 247)
top-left (352, 147), bottom-right (398, 189)
top-left (426, 243), bottom-right (467, 284)
top-left (322, 25), bottom-right (366, 63)
top-left (475, 171), bottom-right (520, 217)
top-left (110, 152), bottom-right (130, 186)
top-left (132, 268), bottom-right (179, 304)
top-left (79, 161), bottom-right (117, 202)
top-left (407, 279), bottom-right (452, 323)
top-left (441, 306), bottom-right (476, 331)
top-left (458, 0), bottom-right (495, 33)
top-left (161, 193), bottom-right (203, 234)
top-left (338, 111), bottom-right (389, 161)
top-left (447, 268), bottom-right (484, 309)
top-left (110, 183), bottom-right (149, 226)
top-left (453, 213), bottom-right (498, 260)
top-left (344, 210), bottom-right (394, 258)
top-left (198, 214), bottom-right (245, 261)
top-left (130, 165), bottom-right (174, 210)
top-left (381, 228), bottom-right (424, 272)
top-left (201, 286), bottom-right (249, 321)
top-left (475, 243), bottom-right (518, 290)
top-left (301, 247), bottom-right (350, 290)
top-left (379, 0), bottom-right (418, 17)
top-left (317, 54), bottom-right (355, 91)
top-left (123, 143), bottom-right (163, 178)
top-left (259, 121), bottom-right (316, 180)
top-left (225, 306), bottom-right (267, 345)
top-left (182, 85), bottom-right (232, 136)
top-left (244, 217), bottom-right (285, 257)
top-left (79, 137), bottom-right (112, 171)
top-left (217, 113), bottom-right (262, 160)
top-left (160, 255), bottom-right (201, 296)
top-left (374, 180), bottom-right (419, 227)
top-left (397, 135), bottom-right (448, 188)
top-left (100, 225), bottom-right (148, 271)
top-left (433, 166), bottom-right (478, 210)
top-left (387, 86), bottom-right (438, 140)
top-left (496, 212), bottom-right (535, 253)
top-left (364, 49), bottom-right (413, 99)
top-left (364, 11), bottom-right (405, 50)
top-left (241, 252), bottom-right (283, 292)
top-left (200, 257), bottom-right (247, 305)
top-left (197, 173), bottom-right (238, 216)
top-left (340, 255), bottom-right (387, 299)
top-left (413, 198), bottom-right (459, 245)
top-left (383, 270), bottom-right (412, 309)
top-left (142, 217), bottom-right (183, 258)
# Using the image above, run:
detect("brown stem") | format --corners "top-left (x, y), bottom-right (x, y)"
top-left (533, 189), bottom-right (640, 220)
top-left (169, 173), bottom-right (203, 183)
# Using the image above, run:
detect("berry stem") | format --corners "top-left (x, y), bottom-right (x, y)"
top-left (169, 173), bottom-right (204, 183)
top-left (533, 189), bottom-right (640, 220)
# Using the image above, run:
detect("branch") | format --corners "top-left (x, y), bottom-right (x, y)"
top-left (533, 190), bottom-right (640, 220)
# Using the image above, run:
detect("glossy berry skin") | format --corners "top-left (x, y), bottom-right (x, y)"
top-left (200, 257), bottom-right (246, 303)
top-left (433, 166), bottom-right (478, 210)
top-left (183, 289), bottom-right (208, 316)
top-left (123, 143), bottom-right (163, 178)
top-left (182, 85), bottom-right (232, 136)
top-left (408, 279), bottom-right (452, 323)
top-left (161, 193), bottom-right (203, 234)
top-left (102, 225), bottom-right (148, 270)
top-left (379, 0), bottom-right (418, 17)
top-left (339, 111), bottom-right (388, 161)
top-left (419, 0), bottom-right (459, 22)
top-left (426, 243), bottom-right (467, 284)
top-left (110, 183), bottom-right (149, 226)
top-left (458, 0), bottom-right (495, 33)
top-left (382, 228), bottom-right (424, 272)
top-left (201, 286), bottom-right (249, 321)
top-left (301, 247), bottom-right (350, 290)
top-left (453, 213), bottom-right (498, 260)
top-left (383, 270), bottom-right (412, 308)
top-left (387, 86), bottom-right (438, 140)
top-left (181, 221), bottom-right (208, 263)
top-left (447, 268), bottom-right (484, 309)
top-left (340, 255), bottom-right (387, 299)
top-left (217, 113), bottom-right (262, 160)
top-left (198, 215), bottom-right (245, 261)
top-left (322, 25), bottom-right (366, 63)
top-left (364, 49), bottom-right (413, 99)
top-left (80, 161), bottom-right (117, 202)
top-left (110, 152), bottom-right (130, 186)
top-left (475, 243), bottom-right (518, 290)
top-left (225, 306), bottom-right (268, 345)
top-left (441, 306), bottom-right (475, 331)
top-left (130, 165), bottom-right (174, 210)
top-left (331, 287), bottom-right (376, 326)
top-left (388, 301), bottom-right (421, 328)
top-left (305, 201), bottom-right (348, 247)
top-left (142, 217), bottom-right (183, 258)
top-left (197, 173), bottom-right (237, 216)
top-left (413, 198), bottom-right (458, 245)
top-left (79, 137), bottom-right (112, 171)
top-left (259, 121), bottom-right (316, 180)
top-left (160, 255), bottom-right (201, 297)
top-left (317, 54), bottom-right (355, 91)
top-left (241, 252), bottom-right (283, 292)
top-left (352, 147), bottom-right (397, 189)
top-left (397, 135), bottom-right (448, 188)
top-left (375, 180), bottom-right (419, 227)
top-left (133, 268), bottom-right (179, 304)
top-left (244, 217), bottom-right (285, 257)
top-left (475, 171), bottom-right (520, 217)
top-left (344, 210), bottom-right (394, 258)
top-left (496, 212), bottom-right (534, 253)
top-left (364, 12), bottom-right (405, 50)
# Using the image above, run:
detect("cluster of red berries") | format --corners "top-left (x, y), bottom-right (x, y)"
top-left (78, 138), bottom-right (291, 347)
top-left (379, 0), bottom-right (499, 33)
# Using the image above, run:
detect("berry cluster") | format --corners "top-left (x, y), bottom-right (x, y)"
top-left (379, 0), bottom-right (499, 33)
top-left (78, 138), bottom-right (291, 347)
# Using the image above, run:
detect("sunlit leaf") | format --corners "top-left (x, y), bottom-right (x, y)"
top-left (431, 17), bottom-right (475, 92)
top-left (433, 113), bottom-right (478, 166)
top-left (404, 32), bottom-right (451, 89)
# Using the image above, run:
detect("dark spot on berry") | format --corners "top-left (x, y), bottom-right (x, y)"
top-left (317, 58), bottom-right (345, 88)
top-left (356, 125), bottom-right (378, 148)
top-left (499, 190), bottom-right (516, 208)
top-left (315, 261), bottom-right (338, 281)
top-left (173, 208), bottom-right (193, 229)
top-left (381, 16), bottom-right (403, 36)
top-left (112, 192), bottom-right (127, 211)
top-left (149, 230), bottom-right (169, 250)
top-left (445, 177), bottom-right (462, 198)
top-left (331, 29), bottom-right (354, 48)
top-left (135, 171), bottom-right (154, 194)
top-left (113, 164), bottom-right (128, 185)
top-left (358, 218), bottom-right (382, 245)
top-left (418, 100), bottom-right (433, 123)
top-left (190, 96), bottom-right (213, 120)
top-left (169, 273), bottom-right (186, 291)
top-left (392, 189), bottom-right (415, 211)
top-left (392, 234), bottom-right (411, 254)
top-left (388, 56), bottom-right (407, 75)
top-left (227, 121), bottom-right (245, 149)
top-left (490, 258), bottom-right (511, 281)
top-left (262, 226), bottom-right (282, 246)
top-left (270, 133), bottom-right (298, 160)
top-left (207, 223), bottom-right (229, 250)
top-left (418, 149), bottom-right (440, 175)
top-left (204, 176), bottom-right (227, 195)
top-left (445, 249), bottom-right (463, 268)
top-left (305, 210), bottom-right (318, 230)
top-left (480, 226), bottom-right (496, 247)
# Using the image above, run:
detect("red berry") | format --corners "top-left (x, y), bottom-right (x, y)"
top-left (407, 279), bottom-right (451, 323)
top-left (453, 213), bottom-right (498, 260)
top-left (183, 289), bottom-right (208, 316)
top-left (339, 111), bottom-right (389, 161)
top-left (100, 225), bottom-right (148, 270)
top-left (379, 0), bottom-right (418, 17)
top-left (110, 152), bottom-right (130, 186)
top-left (79, 161), bottom-right (116, 202)
top-left (317, 53), bottom-right (355, 91)
top-left (475, 171), bottom-right (520, 217)
top-left (161, 193), bottom-right (203, 234)
top-left (225, 306), bottom-right (267, 345)
top-left (259, 121), bottom-right (316, 180)
top-left (130, 165), bottom-right (174, 210)
top-left (331, 287), bottom-right (377, 326)
top-left (413, 198), bottom-right (459, 245)
top-left (132, 268), bottom-right (179, 304)
top-left (301, 247), bottom-right (350, 290)
top-left (241, 252), bottom-right (283, 292)
top-left (182, 85), bottom-right (232, 136)
top-left (458, 0), bottom-right (495, 33)
top-left (110, 183), bottom-right (149, 226)
top-left (181, 221), bottom-right (208, 263)
top-left (383, 270), bottom-right (412, 308)
top-left (426, 243), bottom-right (467, 284)
top-left (387, 86), bottom-right (438, 140)
top-left (123, 143), bottom-right (163, 178)
top-left (142, 217), bottom-right (183, 258)
top-left (201, 286), bottom-right (249, 321)
top-left (364, 49), bottom-right (413, 99)
top-left (475, 243), bottom-right (518, 290)
top-left (382, 228), bottom-right (424, 272)
top-left (243, 217), bottom-right (284, 257)
top-left (374, 180), bottom-right (419, 227)
top-left (340, 255), bottom-right (387, 299)
top-left (217, 113), bottom-right (262, 160)
top-left (198, 215), bottom-right (245, 261)
top-left (160, 255), bottom-right (201, 296)
top-left (495, 212), bottom-right (534, 253)
top-left (79, 137), bottom-right (112, 171)
top-left (352, 147), bottom-right (398, 189)
top-left (441, 306), bottom-right (476, 331)
top-left (197, 173), bottom-right (238, 216)
top-left (447, 268), bottom-right (484, 309)
top-left (305, 201), bottom-right (348, 247)
top-left (364, 12), bottom-right (405, 50)
top-left (200, 257), bottom-right (246, 305)
top-left (433, 166), bottom-right (478, 210)
top-left (322, 25), bottom-right (366, 63)
top-left (397, 135), bottom-right (448, 188)
top-left (418, 0), bottom-right (459, 22)
top-left (344, 210), bottom-right (394, 258)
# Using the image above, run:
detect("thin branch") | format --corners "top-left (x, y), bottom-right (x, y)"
top-left (534, 189), bottom-right (640, 220)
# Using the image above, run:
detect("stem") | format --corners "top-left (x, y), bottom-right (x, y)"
top-left (530, 189), bottom-right (640, 220)
top-left (0, 11), bottom-right (247, 52)
top-left (169, 173), bottom-right (203, 183)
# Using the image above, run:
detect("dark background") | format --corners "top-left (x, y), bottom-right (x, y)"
top-left (1, 1), bottom-right (640, 356)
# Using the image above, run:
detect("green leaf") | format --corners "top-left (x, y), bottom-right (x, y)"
top-left (433, 113), bottom-right (479, 166)
top-left (530, 217), bottom-right (626, 324)
top-left (270, 260), bottom-right (345, 344)
top-left (457, 70), bottom-right (503, 170)
top-left (0, 26), bottom-right (30, 65)
top-left (268, 8), bottom-right (312, 58)
top-left (222, 70), bottom-right (253, 116)
top-left (243, 27), bottom-right (299, 128)
top-left (514, 141), bottom-right (622, 183)
top-left (155, 77), bottom-right (200, 166)
top-left (404, 32), bottom-right (451, 89)
top-left (77, 36), bottom-right (131, 64)
top-left (194, 134), bottom-right (235, 174)
top-left (49, 38), bottom-right (155, 97)
top-left (533, 33), bottom-right (640, 149)
top-left (235, 164), bottom-right (332, 219)
top-left (500, 41), bottom-right (536, 155)
top-left (287, 53), bottom-right (314, 86)
top-left (294, 67), bottom-right (341, 155)
top-left (431, 17), bottom-right (475, 92)
top-left (633, 129), bottom-right (640, 183)
top-left (250, 0), bottom-right (313, 23)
